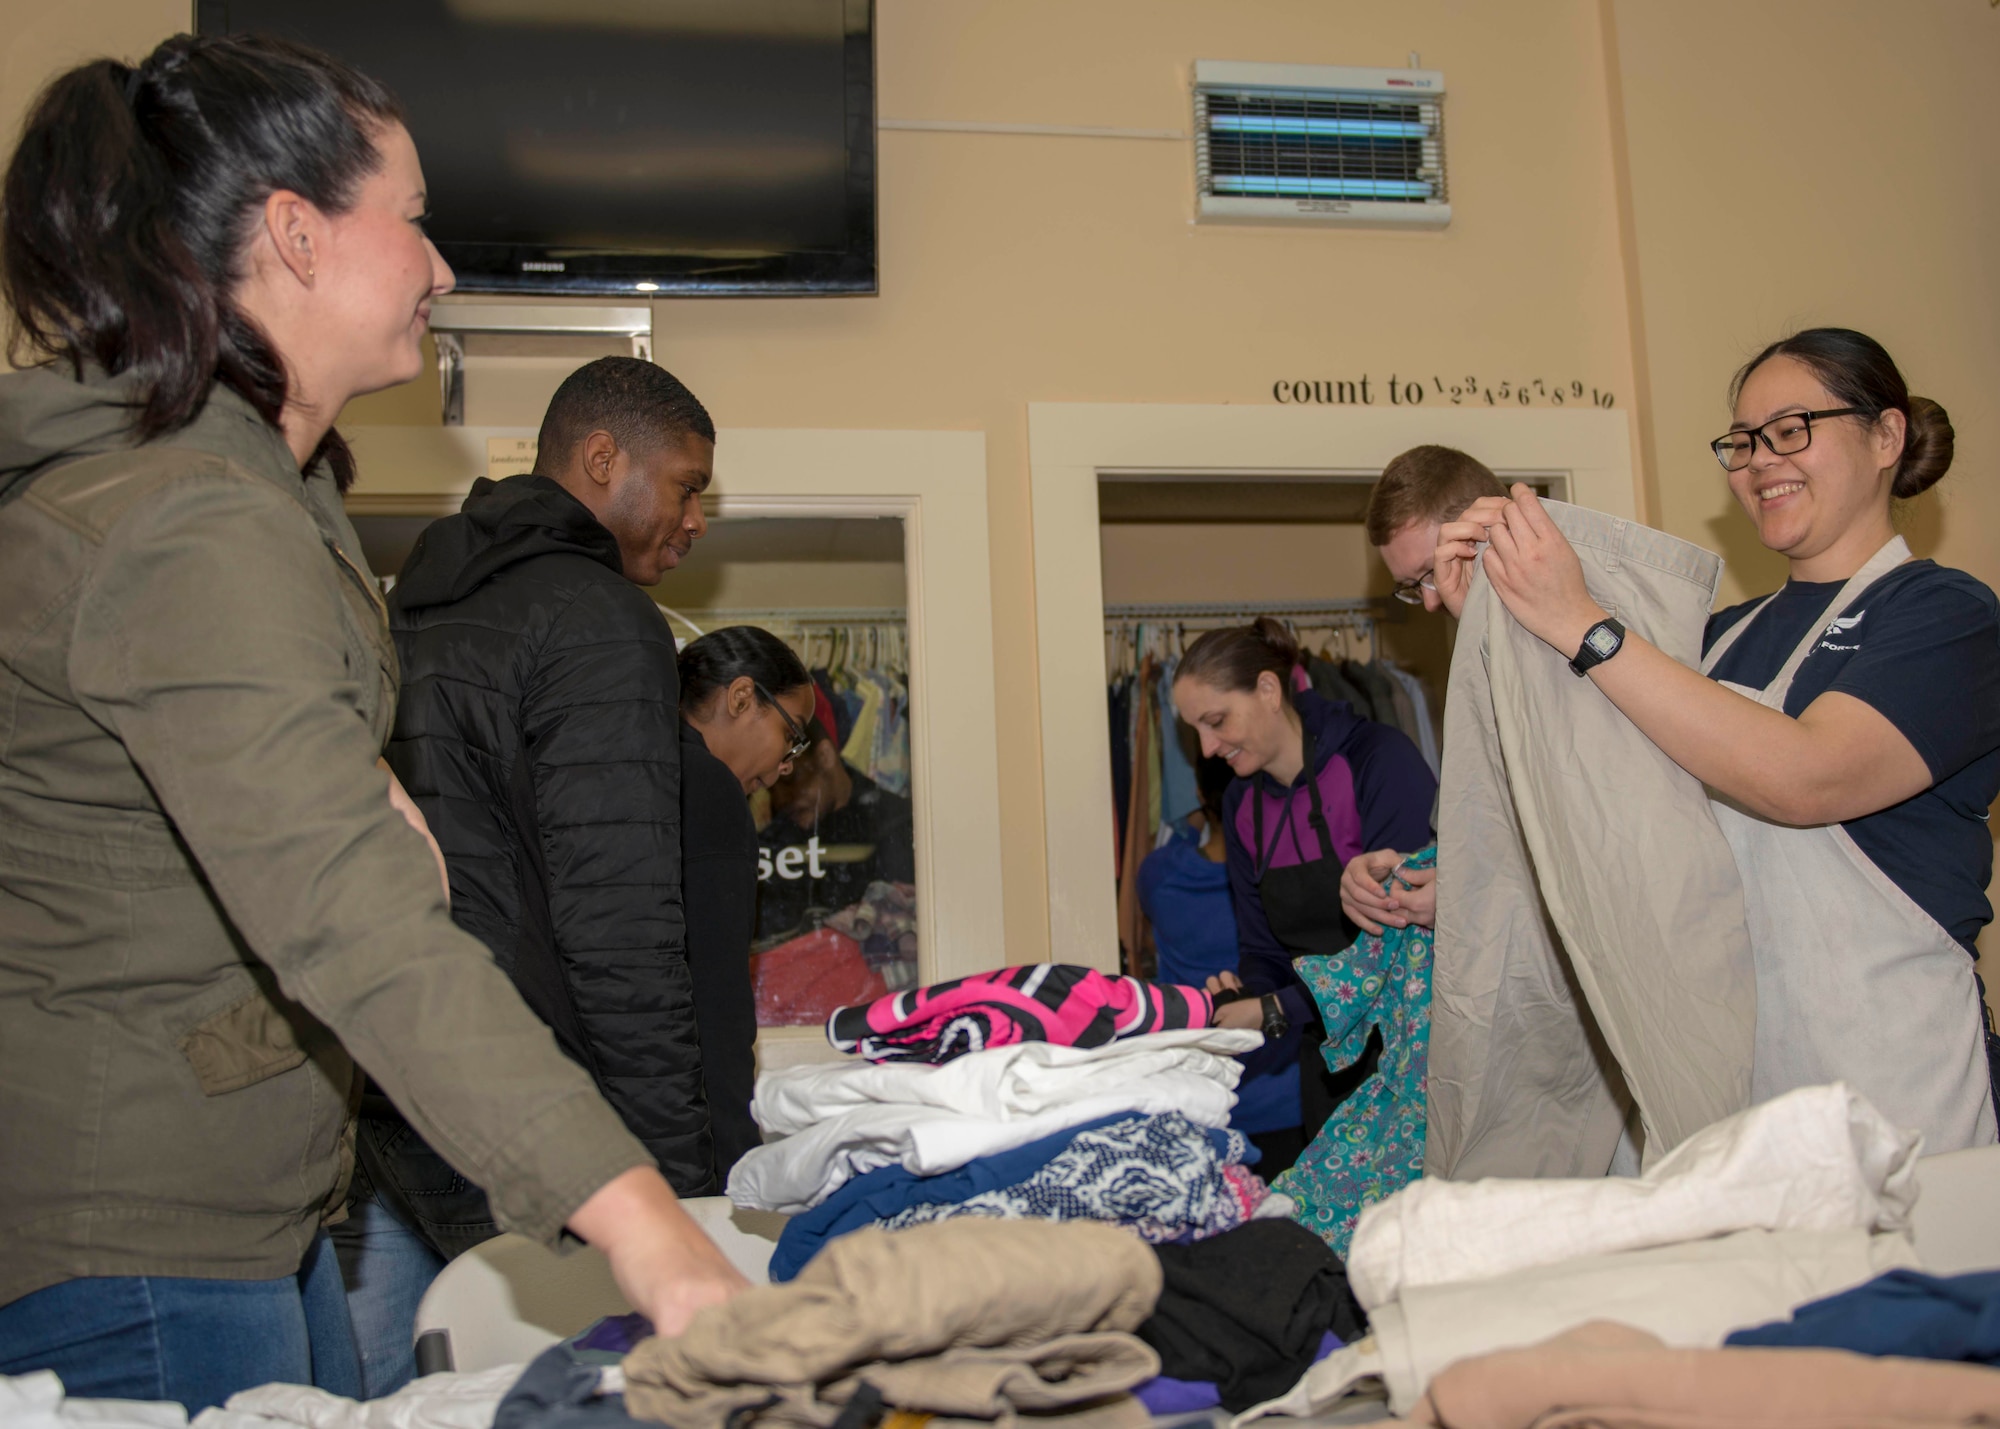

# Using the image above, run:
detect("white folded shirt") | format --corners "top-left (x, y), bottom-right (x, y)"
top-left (729, 1030), bottom-right (1262, 1214)
top-left (1348, 1082), bottom-right (1921, 1309)
top-left (753, 1027), bottom-right (1260, 1135)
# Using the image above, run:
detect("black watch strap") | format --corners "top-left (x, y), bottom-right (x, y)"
top-left (1259, 993), bottom-right (1289, 1041)
top-left (1570, 617), bottom-right (1626, 678)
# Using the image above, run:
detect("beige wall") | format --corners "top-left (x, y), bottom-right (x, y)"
top-left (2, 3), bottom-right (184, 153)
top-left (10, 1), bottom-right (1994, 973)
top-left (1101, 523), bottom-right (1379, 608)
top-left (1609, 0), bottom-right (2000, 978)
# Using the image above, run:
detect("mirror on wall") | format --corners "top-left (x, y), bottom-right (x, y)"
top-left (653, 516), bottom-right (915, 1030)
top-left (350, 509), bottom-right (916, 1032)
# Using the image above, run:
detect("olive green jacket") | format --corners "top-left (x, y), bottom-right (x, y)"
top-left (0, 368), bottom-right (649, 1308)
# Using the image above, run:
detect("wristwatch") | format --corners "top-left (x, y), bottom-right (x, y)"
top-left (1569, 617), bottom-right (1626, 678)
top-left (1259, 993), bottom-right (1289, 1041)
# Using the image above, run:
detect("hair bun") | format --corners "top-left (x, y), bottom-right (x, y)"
top-left (1895, 396), bottom-right (1954, 499)
top-left (1250, 615), bottom-right (1302, 669)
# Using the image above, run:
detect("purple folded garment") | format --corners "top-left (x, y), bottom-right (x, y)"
top-left (1318, 1330), bottom-right (1343, 1360)
top-left (1134, 1377), bottom-right (1222, 1415)
top-left (570, 1311), bottom-right (654, 1355)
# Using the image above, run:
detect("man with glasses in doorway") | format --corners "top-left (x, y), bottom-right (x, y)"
top-left (1339, 446), bottom-right (1510, 935)
top-left (1369, 445), bottom-right (1510, 618)
top-left (333, 357), bottom-right (720, 1396)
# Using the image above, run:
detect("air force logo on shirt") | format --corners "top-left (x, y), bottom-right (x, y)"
top-left (1820, 610), bottom-right (1865, 653)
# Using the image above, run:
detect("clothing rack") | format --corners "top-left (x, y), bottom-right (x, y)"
top-left (1102, 598), bottom-right (1392, 621)
top-left (1103, 598), bottom-right (1390, 678)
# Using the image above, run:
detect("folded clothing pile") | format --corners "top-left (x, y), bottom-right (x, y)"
top-left (622, 1219), bottom-right (1161, 1429)
top-left (728, 1009), bottom-right (1265, 1217)
top-left (623, 1215), bottom-right (1365, 1429)
top-left (1243, 1084), bottom-right (1943, 1420)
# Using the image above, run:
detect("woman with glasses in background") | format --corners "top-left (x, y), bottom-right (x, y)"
top-left (1433, 327), bottom-right (2000, 1150)
top-left (678, 628), bottom-right (818, 1185)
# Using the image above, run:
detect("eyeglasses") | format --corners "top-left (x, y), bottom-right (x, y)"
top-left (754, 683), bottom-right (812, 763)
top-left (1391, 573), bottom-right (1437, 606)
top-left (1709, 408), bottom-right (1864, 472)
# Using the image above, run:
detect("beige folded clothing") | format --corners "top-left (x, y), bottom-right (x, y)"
top-left (623, 1219), bottom-right (1162, 1429)
top-left (1408, 1321), bottom-right (2000, 1429)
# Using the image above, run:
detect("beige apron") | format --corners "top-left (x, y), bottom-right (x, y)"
top-left (1702, 535), bottom-right (1997, 1151)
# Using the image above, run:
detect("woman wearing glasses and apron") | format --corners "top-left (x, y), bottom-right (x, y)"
top-left (1443, 328), bottom-right (2000, 1149)
top-left (1170, 618), bottom-right (1438, 1171)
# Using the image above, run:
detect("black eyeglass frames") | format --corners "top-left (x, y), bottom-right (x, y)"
top-left (1391, 573), bottom-right (1437, 606)
top-left (1709, 408), bottom-right (1865, 472)
top-left (754, 682), bottom-right (812, 763)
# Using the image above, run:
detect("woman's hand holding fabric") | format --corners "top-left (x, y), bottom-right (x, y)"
top-left (1342, 853), bottom-right (1438, 933)
top-left (1341, 849), bottom-right (1408, 933)
top-left (1432, 495), bottom-right (1514, 619)
top-left (1479, 485), bottom-right (1608, 658)
top-left (1388, 864), bottom-right (1437, 929)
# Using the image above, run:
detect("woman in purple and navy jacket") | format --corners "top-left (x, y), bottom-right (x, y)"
top-left (1171, 617), bottom-right (1437, 1170)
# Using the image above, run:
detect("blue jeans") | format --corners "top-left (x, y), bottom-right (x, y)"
top-left (0, 1233), bottom-right (361, 1413)
top-left (330, 1190), bottom-right (446, 1398)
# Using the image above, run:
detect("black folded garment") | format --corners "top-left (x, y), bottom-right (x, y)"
top-left (1137, 1219), bottom-right (1367, 1413)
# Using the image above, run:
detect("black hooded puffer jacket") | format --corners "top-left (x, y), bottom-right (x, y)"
top-left (383, 473), bottom-right (711, 1196)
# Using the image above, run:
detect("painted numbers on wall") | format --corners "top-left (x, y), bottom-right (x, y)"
top-left (1272, 375), bottom-right (1615, 408)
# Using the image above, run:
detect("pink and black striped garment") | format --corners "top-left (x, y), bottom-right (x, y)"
top-left (826, 963), bottom-right (1216, 1063)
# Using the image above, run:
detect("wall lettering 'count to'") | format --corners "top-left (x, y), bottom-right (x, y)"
top-left (1272, 374), bottom-right (1615, 408)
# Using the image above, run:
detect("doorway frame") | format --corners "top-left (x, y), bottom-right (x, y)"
top-left (1027, 402), bottom-right (1640, 970)
top-left (345, 424), bottom-right (1004, 1066)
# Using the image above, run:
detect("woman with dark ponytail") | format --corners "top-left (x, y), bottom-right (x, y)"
top-left (1170, 617), bottom-right (1438, 1171)
top-left (0, 35), bottom-right (741, 1407)
top-left (676, 628), bottom-right (817, 1184)
top-left (1440, 327), bottom-right (2000, 1149)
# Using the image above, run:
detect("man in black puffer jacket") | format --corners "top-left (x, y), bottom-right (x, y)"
top-left (334, 359), bottom-right (717, 1390)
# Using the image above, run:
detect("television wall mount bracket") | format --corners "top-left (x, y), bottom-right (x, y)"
top-left (428, 303), bottom-right (655, 425)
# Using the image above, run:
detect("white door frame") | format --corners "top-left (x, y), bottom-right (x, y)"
top-left (1027, 402), bottom-right (1640, 969)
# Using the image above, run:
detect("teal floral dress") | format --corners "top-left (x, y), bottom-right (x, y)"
top-left (1272, 843), bottom-right (1435, 1256)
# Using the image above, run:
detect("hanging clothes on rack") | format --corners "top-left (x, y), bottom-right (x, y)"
top-left (1116, 657), bottom-right (1160, 968)
top-left (1157, 658), bottom-right (1201, 827)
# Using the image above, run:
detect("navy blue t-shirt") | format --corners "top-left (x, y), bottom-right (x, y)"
top-left (1704, 560), bottom-right (2000, 955)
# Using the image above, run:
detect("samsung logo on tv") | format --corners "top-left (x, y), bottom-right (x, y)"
top-left (520, 260), bottom-right (567, 272)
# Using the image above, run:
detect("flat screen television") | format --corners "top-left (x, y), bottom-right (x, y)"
top-left (196, 0), bottom-right (876, 296)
